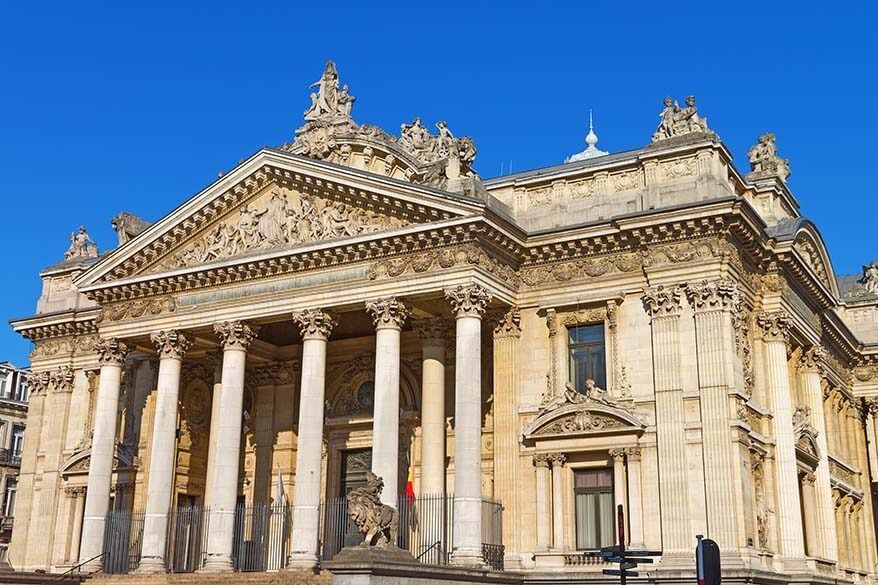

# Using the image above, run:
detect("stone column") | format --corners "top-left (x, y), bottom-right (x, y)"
top-left (288, 310), bottom-right (335, 569)
top-left (756, 312), bottom-right (805, 562)
top-left (446, 284), bottom-right (492, 566)
top-left (625, 447), bottom-right (644, 548)
top-left (800, 472), bottom-right (819, 556)
top-left (202, 321), bottom-right (257, 572)
top-left (642, 285), bottom-right (691, 555)
top-left (79, 339), bottom-right (129, 571)
top-left (834, 490), bottom-right (848, 566)
top-left (854, 499), bottom-right (865, 569)
top-left (65, 486), bottom-right (86, 563)
top-left (550, 453), bottom-right (566, 551)
top-left (798, 347), bottom-right (836, 561)
top-left (685, 281), bottom-right (739, 550)
top-left (413, 318), bottom-right (448, 497)
top-left (138, 331), bottom-right (191, 573)
top-left (203, 353), bottom-right (223, 508)
top-left (534, 454), bottom-right (551, 551)
top-left (489, 308), bottom-right (522, 564)
top-left (609, 449), bottom-right (627, 542)
top-left (366, 297), bottom-right (410, 507)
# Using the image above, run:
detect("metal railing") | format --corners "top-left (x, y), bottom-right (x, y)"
top-left (0, 449), bottom-right (22, 466)
top-left (232, 502), bottom-right (291, 572)
top-left (322, 494), bottom-right (504, 570)
top-left (103, 509), bottom-right (144, 574)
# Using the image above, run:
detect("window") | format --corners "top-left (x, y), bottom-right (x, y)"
top-left (10, 427), bottom-right (23, 460)
top-left (574, 468), bottom-right (614, 549)
top-left (13, 373), bottom-right (28, 403)
top-left (568, 324), bottom-right (607, 392)
top-left (3, 479), bottom-right (16, 517)
top-left (0, 373), bottom-right (8, 400)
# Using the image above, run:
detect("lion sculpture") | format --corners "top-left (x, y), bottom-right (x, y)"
top-left (347, 471), bottom-right (399, 547)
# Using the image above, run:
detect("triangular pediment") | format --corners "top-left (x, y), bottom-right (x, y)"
top-left (76, 149), bottom-right (484, 289)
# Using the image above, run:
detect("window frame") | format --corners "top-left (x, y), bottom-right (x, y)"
top-left (572, 467), bottom-right (615, 551)
top-left (567, 323), bottom-right (608, 392)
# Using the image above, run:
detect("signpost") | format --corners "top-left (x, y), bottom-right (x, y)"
top-left (583, 505), bottom-right (662, 584)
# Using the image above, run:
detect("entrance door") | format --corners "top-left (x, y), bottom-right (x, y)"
top-left (340, 449), bottom-right (372, 497)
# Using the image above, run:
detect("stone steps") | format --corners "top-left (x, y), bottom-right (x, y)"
top-left (84, 571), bottom-right (331, 585)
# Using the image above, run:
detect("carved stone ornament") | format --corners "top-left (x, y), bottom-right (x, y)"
top-left (50, 366), bottom-right (75, 393)
top-left (151, 330), bottom-right (192, 359)
top-left (111, 212), bottom-right (152, 246)
top-left (445, 284), bottom-right (492, 318)
top-left (369, 245), bottom-right (519, 288)
top-left (64, 225), bottom-right (99, 260)
top-left (756, 311), bottom-right (791, 343)
top-left (281, 61), bottom-right (481, 195)
top-left (94, 338), bottom-right (130, 366)
top-left (171, 187), bottom-right (406, 270)
top-left (651, 96), bottom-right (716, 143)
top-left (346, 471), bottom-right (399, 548)
top-left (411, 318), bottom-right (449, 346)
top-left (365, 297), bottom-right (411, 330)
top-left (27, 371), bottom-right (51, 396)
top-left (685, 279), bottom-right (738, 312)
top-left (292, 309), bottom-right (337, 340)
top-left (490, 307), bottom-right (522, 339)
top-left (747, 132), bottom-right (790, 182)
top-left (538, 411), bottom-right (624, 435)
top-left (798, 346), bottom-right (827, 373)
top-left (642, 284), bottom-right (684, 318)
top-left (533, 453), bottom-right (550, 468)
top-left (214, 321), bottom-right (258, 350)
top-left (856, 261), bottom-right (878, 296)
top-left (101, 297), bottom-right (176, 323)
top-left (540, 381), bottom-right (618, 413)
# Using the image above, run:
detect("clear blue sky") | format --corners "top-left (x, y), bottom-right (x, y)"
top-left (1, 2), bottom-right (876, 366)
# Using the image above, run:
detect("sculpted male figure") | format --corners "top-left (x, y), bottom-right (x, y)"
top-left (65, 226), bottom-right (98, 259)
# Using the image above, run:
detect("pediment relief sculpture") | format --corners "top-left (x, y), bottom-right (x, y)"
top-left (167, 186), bottom-right (408, 270)
top-left (281, 61), bottom-right (481, 196)
top-left (792, 233), bottom-right (832, 290)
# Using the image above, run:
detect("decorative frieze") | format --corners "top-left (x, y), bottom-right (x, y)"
top-left (684, 279), bottom-right (737, 311)
top-left (292, 309), bottom-right (336, 341)
top-left (756, 311), bottom-right (791, 343)
top-left (368, 244), bottom-right (519, 288)
top-left (100, 297), bottom-right (176, 323)
top-left (214, 321), bottom-right (258, 350)
top-left (150, 330), bottom-right (192, 359)
top-left (94, 338), bottom-right (130, 366)
top-left (445, 285), bottom-right (492, 318)
top-left (365, 297), bottom-right (411, 330)
top-left (642, 285), bottom-right (685, 318)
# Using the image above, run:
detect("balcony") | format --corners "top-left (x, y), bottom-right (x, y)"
top-left (0, 449), bottom-right (21, 467)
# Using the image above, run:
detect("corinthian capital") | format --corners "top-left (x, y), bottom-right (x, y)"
top-left (27, 371), bottom-right (51, 396)
top-left (292, 309), bottom-right (336, 341)
top-left (445, 284), bottom-right (492, 318)
top-left (214, 321), bottom-right (258, 350)
top-left (150, 330), bottom-right (192, 359)
top-left (642, 285), bottom-right (684, 318)
top-left (490, 307), bottom-right (522, 339)
top-left (756, 311), bottom-right (791, 343)
top-left (412, 317), bottom-right (449, 346)
top-left (798, 346), bottom-right (827, 373)
top-left (365, 297), bottom-right (411, 330)
top-left (685, 279), bottom-right (738, 312)
top-left (50, 366), bottom-right (75, 393)
top-left (95, 338), bottom-right (130, 366)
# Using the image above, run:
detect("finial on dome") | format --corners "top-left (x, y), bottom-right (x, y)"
top-left (566, 108), bottom-right (608, 162)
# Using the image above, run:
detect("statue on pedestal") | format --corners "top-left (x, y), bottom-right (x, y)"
top-left (347, 471), bottom-right (399, 548)
top-left (860, 260), bottom-right (878, 294)
top-left (747, 132), bottom-right (791, 181)
top-left (651, 95), bottom-right (715, 143)
top-left (64, 226), bottom-right (99, 260)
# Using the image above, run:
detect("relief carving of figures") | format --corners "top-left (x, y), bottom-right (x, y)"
top-left (173, 188), bottom-right (405, 268)
top-left (747, 132), bottom-right (790, 181)
top-left (347, 471), bottom-right (399, 547)
top-left (651, 96), bottom-right (715, 143)
top-left (64, 226), bottom-right (99, 260)
top-left (540, 380), bottom-right (614, 412)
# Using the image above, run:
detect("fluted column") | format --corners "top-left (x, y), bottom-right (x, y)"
top-left (550, 453), bottom-right (566, 551)
top-left (757, 312), bottom-right (806, 562)
top-left (834, 490), bottom-right (848, 566)
top-left (800, 472), bottom-right (819, 556)
top-left (138, 331), bottom-right (192, 572)
top-left (609, 449), bottom-right (627, 543)
top-left (65, 486), bottom-right (86, 564)
top-left (642, 285), bottom-right (691, 554)
top-left (446, 284), bottom-right (492, 566)
top-left (490, 308), bottom-right (522, 563)
top-left (366, 297), bottom-right (410, 507)
top-left (413, 318), bottom-right (448, 497)
top-left (202, 321), bottom-right (257, 572)
top-left (288, 310), bottom-right (335, 569)
top-left (534, 454), bottom-right (551, 551)
top-left (798, 347), bottom-right (836, 561)
top-left (79, 339), bottom-right (129, 571)
top-left (625, 447), bottom-right (644, 548)
top-left (685, 280), bottom-right (739, 550)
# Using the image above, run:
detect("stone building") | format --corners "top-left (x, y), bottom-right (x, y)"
top-left (8, 62), bottom-right (878, 583)
top-left (0, 362), bottom-right (29, 563)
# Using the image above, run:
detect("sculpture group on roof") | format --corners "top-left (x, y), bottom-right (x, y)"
top-left (747, 132), bottom-right (791, 181)
top-left (651, 95), bottom-right (714, 142)
top-left (861, 261), bottom-right (878, 295)
top-left (64, 226), bottom-right (99, 260)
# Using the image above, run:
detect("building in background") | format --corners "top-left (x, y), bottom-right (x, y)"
top-left (0, 363), bottom-right (28, 563)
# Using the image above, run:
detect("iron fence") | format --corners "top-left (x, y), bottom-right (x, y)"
top-left (321, 494), bottom-right (504, 570)
top-left (102, 509), bottom-right (144, 574)
top-left (232, 502), bottom-right (291, 572)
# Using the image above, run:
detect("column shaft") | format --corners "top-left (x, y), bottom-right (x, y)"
top-left (420, 342), bottom-right (446, 495)
top-left (550, 455), bottom-right (566, 550)
top-left (202, 356), bottom-right (223, 508)
top-left (373, 326), bottom-right (401, 506)
top-left (534, 456), bottom-right (550, 551)
top-left (610, 450), bottom-right (627, 543)
top-left (801, 475), bottom-right (819, 556)
top-left (626, 449), bottom-right (645, 548)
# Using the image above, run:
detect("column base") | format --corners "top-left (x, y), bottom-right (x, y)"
top-left (79, 558), bottom-right (103, 574)
top-left (199, 554), bottom-right (233, 573)
top-left (135, 556), bottom-right (167, 574)
top-left (286, 552), bottom-right (320, 570)
top-left (450, 547), bottom-right (485, 568)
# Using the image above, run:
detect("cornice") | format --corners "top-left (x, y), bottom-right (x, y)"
top-left (11, 309), bottom-right (100, 342)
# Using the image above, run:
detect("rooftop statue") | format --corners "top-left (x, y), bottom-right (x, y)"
top-left (303, 60), bottom-right (354, 122)
top-left (747, 132), bottom-right (791, 182)
top-left (861, 261), bottom-right (878, 295)
top-left (347, 471), bottom-right (399, 547)
top-left (651, 95), bottom-right (715, 143)
top-left (64, 226), bottom-right (99, 260)
top-left (111, 212), bottom-right (152, 246)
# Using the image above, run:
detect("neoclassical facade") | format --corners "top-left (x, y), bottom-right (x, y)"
top-left (9, 62), bottom-right (878, 582)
